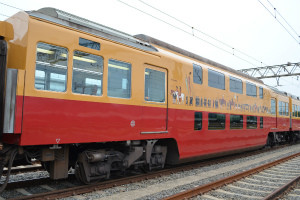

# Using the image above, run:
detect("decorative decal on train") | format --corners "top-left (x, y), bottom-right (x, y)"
top-left (170, 71), bottom-right (270, 114)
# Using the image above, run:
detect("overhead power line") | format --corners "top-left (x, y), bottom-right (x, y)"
top-left (266, 0), bottom-right (300, 38)
top-left (0, 2), bottom-right (23, 11)
top-left (139, 0), bottom-right (267, 66)
top-left (257, 0), bottom-right (300, 45)
top-left (117, 0), bottom-right (265, 67)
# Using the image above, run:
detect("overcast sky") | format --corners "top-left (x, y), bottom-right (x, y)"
top-left (1, 0), bottom-right (300, 96)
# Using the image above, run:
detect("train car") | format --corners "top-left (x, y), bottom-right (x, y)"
top-left (0, 7), bottom-right (299, 189)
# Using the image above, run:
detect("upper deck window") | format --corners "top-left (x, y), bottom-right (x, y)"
top-left (35, 42), bottom-right (68, 92)
top-left (72, 51), bottom-right (103, 96)
top-left (259, 87), bottom-right (263, 99)
top-left (246, 82), bottom-right (257, 97)
top-left (145, 68), bottom-right (165, 102)
top-left (230, 76), bottom-right (243, 94)
top-left (208, 69), bottom-right (225, 90)
top-left (108, 59), bottom-right (131, 98)
top-left (79, 38), bottom-right (100, 50)
top-left (193, 64), bottom-right (202, 84)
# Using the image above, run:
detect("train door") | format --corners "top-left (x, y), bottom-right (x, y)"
top-left (140, 64), bottom-right (168, 134)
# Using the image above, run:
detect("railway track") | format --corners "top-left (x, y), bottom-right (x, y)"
top-left (164, 152), bottom-right (300, 200)
top-left (1, 144), bottom-right (298, 200)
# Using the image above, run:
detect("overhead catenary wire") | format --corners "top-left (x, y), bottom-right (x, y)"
top-left (117, 0), bottom-right (259, 67)
top-left (266, 0), bottom-right (300, 38)
top-left (0, 2), bottom-right (23, 11)
top-left (138, 0), bottom-right (267, 66)
top-left (257, 0), bottom-right (300, 45)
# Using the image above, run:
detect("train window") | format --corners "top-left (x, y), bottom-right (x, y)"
top-left (193, 64), bottom-right (202, 84)
top-left (79, 38), bottom-right (100, 50)
top-left (285, 102), bottom-right (289, 116)
top-left (194, 112), bottom-right (202, 130)
top-left (247, 116), bottom-right (257, 129)
top-left (72, 51), bottom-right (103, 96)
top-left (35, 42), bottom-right (68, 92)
top-left (246, 82), bottom-right (257, 97)
top-left (229, 76), bottom-right (243, 94)
top-left (208, 113), bottom-right (225, 130)
top-left (279, 101), bottom-right (283, 116)
top-left (144, 68), bottom-right (165, 102)
top-left (298, 105), bottom-right (300, 117)
top-left (271, 99), bottom-right (276, 115)
top-left (107, 59), bottom-right (131, 98)
top-left (295, 105), bottom-right (298, 117)
top-left (260, 117), bottom-right (263, 128)
top-left (208, 69), bottom-right (225, 90)
top-left (230, 115), bottom-right (243, 129)
top-left (259, 87), bottom-right (263, 99)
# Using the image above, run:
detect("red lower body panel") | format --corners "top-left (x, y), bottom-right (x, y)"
top-left (7, 96), bottom-right (290, 160)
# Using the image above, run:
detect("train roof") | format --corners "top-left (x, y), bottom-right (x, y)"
top-left (135, 34), bottom-right (264, 84)
top-left (26, 7), bottom-right (158, 52)
top-left (27, 7), bottom-right (262, 84)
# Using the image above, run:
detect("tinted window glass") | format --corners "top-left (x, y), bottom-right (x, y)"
top-left (208, 113), bottom-right (225, 130)
top-left (35, 42), bottom-right (68, 92)
top-left (79, 38), bottom-right (100, 50)
top-left (145, 68), bottom-right (165, 102)
top-left (246, 82), bottom-right (257, 97)
top-left (72, 51), bottom-right (103, 96)
top-left (271, 99), bottom-right (276, 115)
top-left (230, 115), bottom-right (243, 129)
top-left (230, 76), bottom-right (243, 94)
top-left (193, 64), bottom-right (202, 84)
top-left (247, 116), bottom-right (257, 129)
top-left (194, 112), bottom-right (202, 130)
top-left (208, 69), bottom-right (225, 90)
top-left (260, 117), bottom-right (263, 128)
top-left (108, 59), bottom-right (131, 98)
top-left (298, 105), bottom-right (300, 117)
top-left (259, 87), bottom-right (263, 99)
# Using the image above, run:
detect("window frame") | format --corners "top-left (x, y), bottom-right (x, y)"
top-left (193, 64), bottom-right (203, 85)
top-left (259, 87), bottom-right (263, 99)
top-left (194, 112), bottom-right (203, 131)
top-left (208, 113), bottom-right (226, 130)
top-left (229, 76), bottom-right (243, 94)
top-left (34, 42), bottom-right (68, 93)
top-left (144, 67), bottom-right (166, 103)
top-left (230, 114), bottom-right (243, 129)
top-left (208, 69), bottom-right (225, 90)
top-left (246, 82), bottom-right (257, 97)
top-left (247, 116), bottom-right (257, 129)
top-left (107, 59), bottom-right (132, 99)
top-left (71, 50), bottom-right (104, 96)
top-left (271, 99), bottom-right (276, 115)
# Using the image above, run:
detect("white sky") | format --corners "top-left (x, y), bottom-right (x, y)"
top-left (1, 0), bottom-right (300, 96)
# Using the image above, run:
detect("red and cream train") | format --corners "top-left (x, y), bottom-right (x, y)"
top-left (0, 8), bottom-right (299, 187)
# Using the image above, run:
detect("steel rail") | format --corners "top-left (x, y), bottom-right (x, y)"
top-left (9, 146), bottom-right (282, 200)
top-left (163, 152), bottom-right (300, 200)
top-left (6, 145), bottom-right (292, 200)
top-left (263, 175), bottom-right (300, 200)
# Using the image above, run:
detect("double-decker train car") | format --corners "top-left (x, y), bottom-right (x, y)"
top-left (0, 7), bottom-right (299, 189)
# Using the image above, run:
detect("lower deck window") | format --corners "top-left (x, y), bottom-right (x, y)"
top-left (208, 113), bottom-right (225, 130)
top-left (260, 117), bottom-right (263, 128)
top-left (247, 116), bottom-right (257, 129)
top-left (194, 112), bottom-right (202, 130)
top-left (230, 115), bottom-right (243, 129)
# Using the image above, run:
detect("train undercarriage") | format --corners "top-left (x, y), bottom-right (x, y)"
top-left (0, 132), bottom-right (299, 192)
